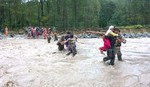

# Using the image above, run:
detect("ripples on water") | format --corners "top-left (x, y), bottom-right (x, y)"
top-left (0, 38), bottom-right (150, 87)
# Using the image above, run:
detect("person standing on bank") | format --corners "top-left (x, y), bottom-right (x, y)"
top-left (42, 27), bottom-right (47, 39)
top-left (5, 26), bottom-right (9, 37)
top-left (31, 26), bottom-right (36, 39)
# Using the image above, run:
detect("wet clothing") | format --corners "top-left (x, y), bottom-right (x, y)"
top-left (103, 49), bottom-right (115, 65)
top-left (114, 34), bottom-right (126, 61)
top-left (66, 45), bottom-right (77, 56)
top-left (36, 28), bottom-right (40, 38)
top-left (32, 28), bottom-right (36, 38)
top-left (57, 42), bottom-right (64, 51)
top-left (105, 36), bottom-right (116, 49)
top-left (115, 42), bottom-right (121, 47)
top-left (27, 29), bottom-right (32, 39)
top-left (67, 38), bottom-right (77, 56)
top-left (42, 28), bottom-right (47, 39)
top-left (115, 47), bottom-right (122, 61)
top-left (47, 32), bottom-right (51, 43)
top-left (65, 35), bottom-right (70, 47)
top-left (47, 37), bottom-right (51, 43)
top-left (99, 38), bottom-right (110, 51)
top-left (100, 29), bottom-right (118, 52)
top-left (115, 36), bottom-right (122, 47)
top-left (54, 34), bottom-right (58, 41)
top-left (57, 36), bottom-right (65, 51)
top-left (64, 34), bottom-right (77, 56)
top-left (103, 36), bottom-right (117, 65)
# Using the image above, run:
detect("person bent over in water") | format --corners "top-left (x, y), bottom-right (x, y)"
top-left (57, 36), bottom-right (65, 51)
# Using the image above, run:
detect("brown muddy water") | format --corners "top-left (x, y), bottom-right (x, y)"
top-left (0, 38), bottom-right (150, 87)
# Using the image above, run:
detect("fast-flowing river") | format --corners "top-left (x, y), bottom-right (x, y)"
top-left (0, 38), bottom-right (150, 87)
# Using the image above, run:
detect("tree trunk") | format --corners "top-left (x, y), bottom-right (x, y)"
top-left (8, 1), bottom-right (12, 28)
top-left (73, 0), bottom-right (77, 28)
top-left (40, 0), bottom-right (44, 26)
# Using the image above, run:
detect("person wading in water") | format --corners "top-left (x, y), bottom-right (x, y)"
top-left (86, 27), bottom-right (120, 65)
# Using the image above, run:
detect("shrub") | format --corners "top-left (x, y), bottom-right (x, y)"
top-left (119, 25), bottom-right (143, 29)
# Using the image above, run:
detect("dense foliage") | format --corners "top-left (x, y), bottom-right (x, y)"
top-left (0, 0), bottom-right (150, 31)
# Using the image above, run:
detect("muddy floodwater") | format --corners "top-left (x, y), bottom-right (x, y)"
top-left (0, 38), bottom-right (150, 87)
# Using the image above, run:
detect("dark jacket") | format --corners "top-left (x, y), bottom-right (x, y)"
top-left (57, 42), bottom-right (64, 51)
top-left (105, 36), bottom-right (116, 49)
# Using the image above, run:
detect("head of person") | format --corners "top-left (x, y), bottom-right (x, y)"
top-left (60, 36), bottom-right (65, 41)
top-left (113, 28), bottom-right (120, 34)
top-left (66, 32), bottom-right (71, 36)
top-left (70, 34), bottom-right (74, 38)
top-left (108, 25), bottom-right (115, 30)
top-left (48, 28), bottom-right (51, 30)
top-left (47, 29), bottom-right (51, 33)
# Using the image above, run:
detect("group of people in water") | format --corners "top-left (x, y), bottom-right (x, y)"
top-left (57, 32), bottom-right (78, 56)
top-left (28, 26), bottom-right (78, 57)
top-left (4, 25), bottom-right (126, 65)
top-left (87, 26), bottom-right (126, 65)
top-left (56, 25), bottom-right (126, 65)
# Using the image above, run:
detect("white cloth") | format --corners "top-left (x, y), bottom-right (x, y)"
top-left (105, 25), bottom-right (114, 35)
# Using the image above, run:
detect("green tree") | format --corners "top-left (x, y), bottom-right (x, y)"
top-left (98, 0), bottom-right (116, 27)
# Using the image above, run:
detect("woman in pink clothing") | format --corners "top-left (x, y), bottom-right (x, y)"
top-left (42, 27), bottom-right (47, 39)
top-left (99, 34), bottom-right (110, 55)
top-left (32, 27), bottom-right (36, 38)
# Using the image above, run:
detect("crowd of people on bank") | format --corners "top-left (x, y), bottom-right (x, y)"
top-left (27, 26), bottom-right (58, 42)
